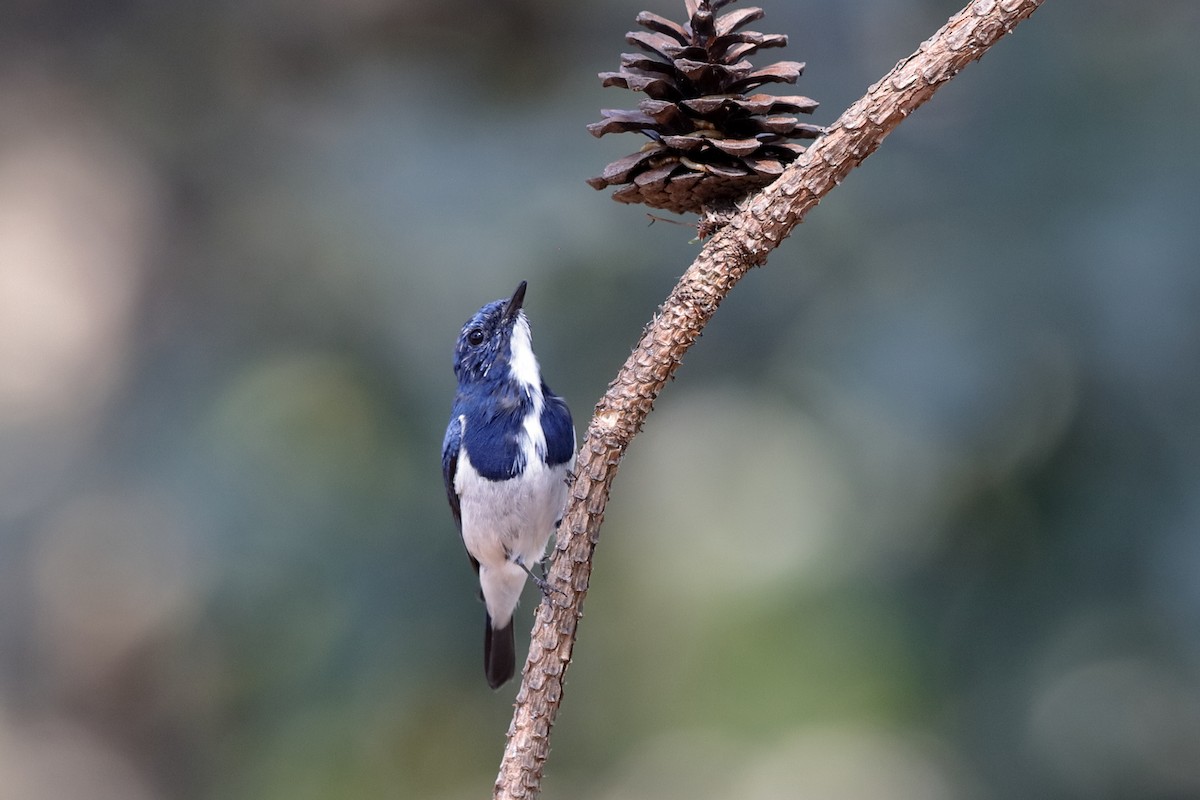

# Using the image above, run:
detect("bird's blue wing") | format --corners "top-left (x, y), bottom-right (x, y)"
top-left (540, 387), bottom-right (575, 467)
top-left (444, 410), bottom-right (479, 577)
top-left (441, 413), bottom-right (464, 534)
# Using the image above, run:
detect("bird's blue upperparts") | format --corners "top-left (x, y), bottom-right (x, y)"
top-left (441, 281), bottom-right (575, 689)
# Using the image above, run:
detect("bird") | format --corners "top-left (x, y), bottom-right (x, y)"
top-left (441, 281), bottom-right (575, 689)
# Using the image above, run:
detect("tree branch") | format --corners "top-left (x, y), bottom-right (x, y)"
top-left (494, 1), bottom-right (1045, 797)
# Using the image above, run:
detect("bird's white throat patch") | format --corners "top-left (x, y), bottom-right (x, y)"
top-left (509, 314), bottom-right (541, 391)
top-left (509, 314), bottom-right (547, 461)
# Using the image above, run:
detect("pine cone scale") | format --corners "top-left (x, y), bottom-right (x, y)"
top-left (626, 31), bottom-right (687, 61)
top-left (635, 12), bottom-right (691, 43)
top-left (714, 7), bottom-right (765, 35)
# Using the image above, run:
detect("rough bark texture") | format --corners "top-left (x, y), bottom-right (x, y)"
top-left (495, 2), bottom-right (1045, 797)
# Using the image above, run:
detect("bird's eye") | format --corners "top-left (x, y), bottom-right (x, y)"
top-left (466, 328), bottom-right (485, 346)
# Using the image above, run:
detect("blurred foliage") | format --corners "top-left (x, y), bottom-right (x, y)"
top-left (1, 0), bottom-right (1200, 798)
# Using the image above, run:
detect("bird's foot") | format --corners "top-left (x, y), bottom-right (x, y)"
top-left (515, 556), bottom-right (564, 599)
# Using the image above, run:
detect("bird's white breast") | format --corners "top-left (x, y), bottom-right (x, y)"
top-left (455, 420), bottom-right (571, 627)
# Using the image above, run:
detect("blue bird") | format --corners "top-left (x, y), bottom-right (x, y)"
top-left (442, 281), bottom-right (575, 689)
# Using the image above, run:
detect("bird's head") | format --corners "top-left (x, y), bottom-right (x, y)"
top-left (452, 281), bottom-right (540, 388)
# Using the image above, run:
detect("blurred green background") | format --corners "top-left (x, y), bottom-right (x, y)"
top-left (2, 0), bottom-right (1199, 798)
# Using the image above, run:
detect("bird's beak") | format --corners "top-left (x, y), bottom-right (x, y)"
top-left (503, 281), bottom-right (527, 323)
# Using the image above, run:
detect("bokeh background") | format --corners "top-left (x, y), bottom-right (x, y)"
top-left (2, 0), bottom-right (1199, 798)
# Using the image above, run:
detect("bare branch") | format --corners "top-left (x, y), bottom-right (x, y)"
top-left (495, 1), bottom-right (1046, 797)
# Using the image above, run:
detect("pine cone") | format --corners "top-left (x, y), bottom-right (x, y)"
top-left (587, 0), bottom-right (822, 216)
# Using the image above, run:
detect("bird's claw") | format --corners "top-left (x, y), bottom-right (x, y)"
top-left (516, 557), bottom-right (565, 600)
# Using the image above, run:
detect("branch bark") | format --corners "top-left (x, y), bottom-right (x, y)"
top-left (495, 1), bottom-right (1045, 797)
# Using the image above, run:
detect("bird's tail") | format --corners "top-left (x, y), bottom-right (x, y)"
top-left (484, 614), bottom-right (516, 689)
